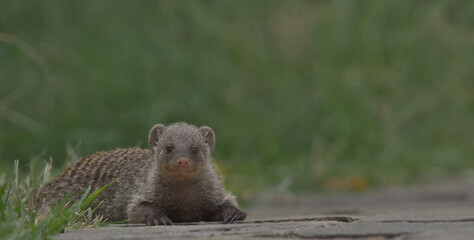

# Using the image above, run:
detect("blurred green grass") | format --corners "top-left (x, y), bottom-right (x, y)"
top-left (1, 1), bottom-right (473, 197)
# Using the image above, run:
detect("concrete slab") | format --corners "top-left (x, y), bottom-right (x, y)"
top-left (55, 182), bottom-right (474, 239)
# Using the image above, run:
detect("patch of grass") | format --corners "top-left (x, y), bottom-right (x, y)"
top-left (0, 160), bottom-right (106, 240)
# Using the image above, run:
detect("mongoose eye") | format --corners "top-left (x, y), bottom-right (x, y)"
top-left (191, 147), bottom-right (198, 154)
top-left (166, 146), bottom-right (174, 154)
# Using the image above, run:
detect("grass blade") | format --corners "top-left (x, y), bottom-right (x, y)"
top-left (80, 183), bottom-right (110, 211)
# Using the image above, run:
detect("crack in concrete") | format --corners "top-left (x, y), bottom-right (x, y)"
top-left (380, 218), bottom-right (474, 223)
top-left (255, 231), bottom-right (407, 239)
top-left (188, 227), bottom-right (233, 233)
top-left (247, 216), bottom-right (358, 224)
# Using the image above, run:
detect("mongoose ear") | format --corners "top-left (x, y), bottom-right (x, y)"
top-left (148, 124), bottom-right (166, 151)
top-left (199, 126), bottom-right (215, 153)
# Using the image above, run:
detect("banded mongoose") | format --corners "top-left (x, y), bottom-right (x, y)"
top-left (36, 122), bottom-right (246, 225)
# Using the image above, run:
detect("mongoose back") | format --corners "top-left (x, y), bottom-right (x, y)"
top-left (36, 122), bottom-right (246, 225)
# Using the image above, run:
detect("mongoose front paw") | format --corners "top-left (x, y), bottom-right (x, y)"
top-left (145, 211), bottom-right (172, 226)
top-left (223, 206), bottom-right (246, 224)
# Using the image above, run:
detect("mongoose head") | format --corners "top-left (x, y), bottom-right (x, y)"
top-left (148, 122), bottom-right (215, 180)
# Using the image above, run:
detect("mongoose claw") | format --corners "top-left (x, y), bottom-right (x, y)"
top-left (160, 217), bottom-right (173, 226)
top-left (223, 206), bottom-right (246, 224)
top-left (145, 211), bottom-right (173, 226)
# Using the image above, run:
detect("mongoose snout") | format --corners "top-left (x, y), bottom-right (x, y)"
top-left (162, 157), bottom-right (198, 180)
top-left (36, 122), bottom-right (246, 225)
top-left (176, 158), bottom-right (189, 167)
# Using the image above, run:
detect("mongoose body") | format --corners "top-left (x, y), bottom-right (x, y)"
top-left (36, 122), bottom-right (246, 225)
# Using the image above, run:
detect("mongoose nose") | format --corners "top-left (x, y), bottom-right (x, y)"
top-left (177, 159), bottom-right (189, 167)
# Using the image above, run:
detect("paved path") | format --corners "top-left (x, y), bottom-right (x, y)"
top-left (56, 182), bottom-right (474, 239)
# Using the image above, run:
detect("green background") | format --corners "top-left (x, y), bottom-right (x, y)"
top-left (1, 1), bottom-right (473, 198)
